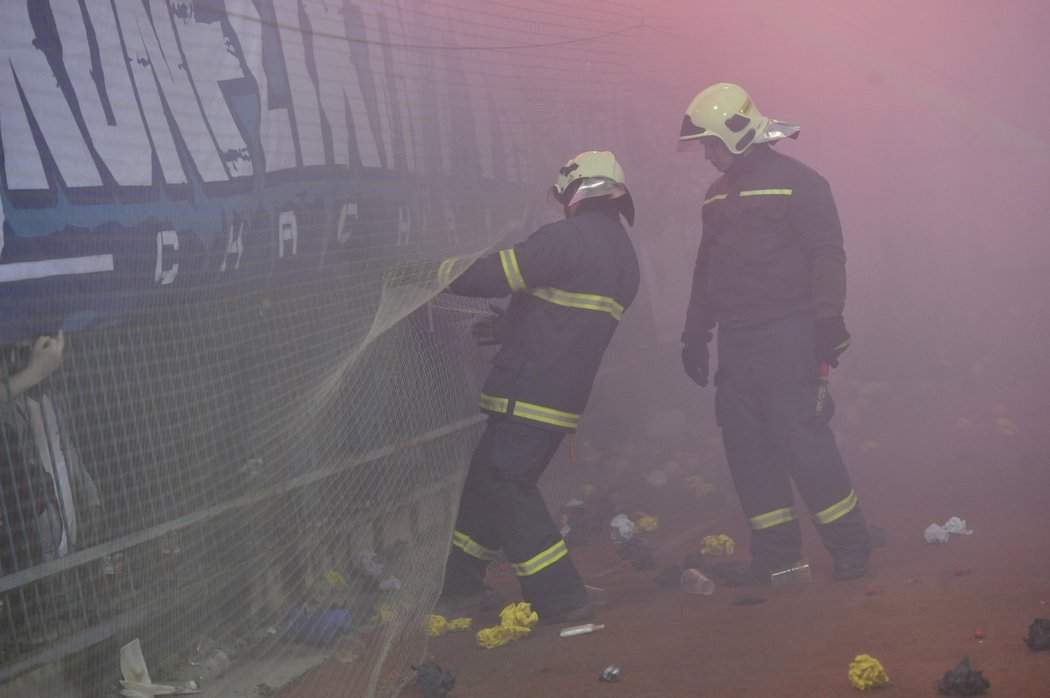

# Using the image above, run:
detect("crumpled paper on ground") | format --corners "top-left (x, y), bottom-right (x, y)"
top-left (848, 653), bottom-right (890, 691)
top-left (637, 514), bottom-right (658, 532)
top-left (701, 534), bottom-right (735, 556)
top-left (413, 662), bottom-right (456, 698)
top-left (994, 417), bottom-right (1018, 436)
top-left (378, 576), bottom-right (401, 591)
top-left (924, 517), bottom-right (973, 544)
top-left (373, 602), bottom-right (396, 623)
top-left (610, 514), bottom-right (635, 541)
top-left (645, 470), bottom-right (669, 488)
top-left (475, 602), bottom-right (538, 649)
top-left (935, 656), bottom-right (990, 695)
top-left (686, 475), bottom-right (716, 497)
top-left (427, 615), bottom-right (472, 638)
top-left (1024, 618), bottom-right (1050, 651)
top-left (354, 551), bottom-right (385, 578)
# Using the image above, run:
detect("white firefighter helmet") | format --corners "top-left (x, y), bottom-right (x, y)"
top-left (550, 150), bottom-right (635, 225)
top-left (677, 83), bottom-right (800, 155)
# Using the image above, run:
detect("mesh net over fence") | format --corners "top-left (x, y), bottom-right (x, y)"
top-left (0, 2), bottom-right (728, 696)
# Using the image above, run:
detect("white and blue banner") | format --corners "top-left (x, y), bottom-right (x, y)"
top-left (0, 1), bottom-right (519, 341)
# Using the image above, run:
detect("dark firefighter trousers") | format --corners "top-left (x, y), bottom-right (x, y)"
top-left (715, 312), bottom-right (871, 568)
top-left (442, 415), bottom-right (588, 618)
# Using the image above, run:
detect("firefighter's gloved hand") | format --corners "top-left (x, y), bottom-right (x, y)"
top-left (681, 334), bottom-right (712, 387)
top-left (815, 315), bottom-right (851, 368)
top-left (471, 304), bottom-right (508, 346)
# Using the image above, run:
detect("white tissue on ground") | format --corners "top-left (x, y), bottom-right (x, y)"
top-left (610, 514), bottom-right (635, 541)
top-left (924, 517), bottom-right (973, 544)
top-left (942, 516), bottom-right (972, 535)
top-left (924, 524), bottom-right (950, 544)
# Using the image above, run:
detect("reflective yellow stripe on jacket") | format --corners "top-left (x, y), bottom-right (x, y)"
top-left (478, 394), bottom-right (581, 430)
top-left (739, 188), bottom-right (793, 197)
top-left (749, 506), bottom-right (797, 531)
top-left (500, 249), bottom-right (526, 292)
top-left (705, 189), bottom-right (792, 206)
top-left (528, 287), bottom-right (624, 320)
top-left (510, 539), bottom-right (568, 576)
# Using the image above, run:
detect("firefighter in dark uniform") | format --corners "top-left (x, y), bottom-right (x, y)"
top-left (677, 84), bottom-right (871, 585)
top-left (438, 151), bottom-right (640, 623)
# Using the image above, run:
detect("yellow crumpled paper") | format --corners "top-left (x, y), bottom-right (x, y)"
top-left (686, 475), bottom-right (716, 497)
top-left (499, 602), bottom-right (538, 629)
top-left (637, 515), bottom-right (659, 532)
top-left (324, 569), bottom-right (348, 589)
top-left (475, 602), bottom-right (538, 649)
top-left (373, 602), bottom-right (395, 624)
top-left (995, 416), bottom-right (1018, 436)
top-left (476, 624), bottom-right (531, 649)
top-left (848, 653), bottom-right (889, 691)
top-left (427, 614), bottom-right (472, 638)
top-left (700, 534), bottom-right (735, 556)
top-left (661, 459), bottom-right (683, 475)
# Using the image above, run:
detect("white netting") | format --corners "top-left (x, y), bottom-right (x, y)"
top-left (0, 2), bottom-right (730, 696)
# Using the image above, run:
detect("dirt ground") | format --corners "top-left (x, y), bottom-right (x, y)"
top-left (282, 372), bottom-right (1050, 697)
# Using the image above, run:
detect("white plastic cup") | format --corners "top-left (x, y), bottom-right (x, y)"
top-left (680, 568), bottom-right (715, 595)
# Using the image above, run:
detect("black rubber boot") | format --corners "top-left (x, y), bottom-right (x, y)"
top-left (831, 556), bottom-right (868, 581)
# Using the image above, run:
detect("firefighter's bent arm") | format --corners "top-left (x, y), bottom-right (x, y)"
top-left (449, 226), bottom-right (571, 298)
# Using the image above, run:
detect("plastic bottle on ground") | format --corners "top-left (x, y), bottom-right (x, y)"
top-left (559, 623), bottom-right (605, 638)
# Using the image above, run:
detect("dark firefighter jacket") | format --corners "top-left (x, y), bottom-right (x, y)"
top-left (449, 210), bottom-right (640, 432)
top-left (683, 144), bottom-right (846, 343)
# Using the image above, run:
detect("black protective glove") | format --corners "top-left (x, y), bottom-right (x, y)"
top-left (471, 304), bottom-right (508, 346)
top-left (681, 332), bottom-right (713, 386)
top-left (815, 315), bottom-right (851, 368)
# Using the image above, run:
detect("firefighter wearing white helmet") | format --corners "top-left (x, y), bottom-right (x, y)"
top-left (549, 150), bottom-right (635, 226)
top-left (436, 150), bottom-right (639, 624)
top-left (677, 83), bottom-right (872, 586)
top-left (677, 82), bottom-right (800, 155)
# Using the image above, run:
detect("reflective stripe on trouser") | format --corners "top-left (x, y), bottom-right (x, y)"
top-left (442, 416), bottom-right (587, 617)
top-left (715, 313), bottom-right (870, 565)
top-left (478, 393), bottom-right (581, 431)
top-left (749, 506), bottom-right (798, 531)
top-left (451, 530), bottom-right (499, 561)
top-left (510, 539), bottom-right (568, 576)
top-left (812, 489), bottom-right (858, 525)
